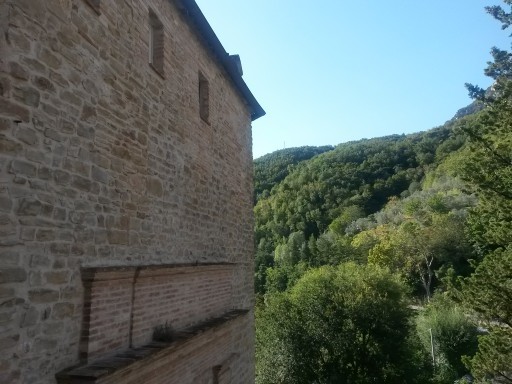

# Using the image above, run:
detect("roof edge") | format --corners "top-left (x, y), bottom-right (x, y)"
top-left (175, 0), bottom-right (265, 121)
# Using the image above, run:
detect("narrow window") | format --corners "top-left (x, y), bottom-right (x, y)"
top-left (84, 0), bottom-right (101, 14)
top-left (149, 9), bottom-right (164, 77)
top-left (199, 72), bottom-right (210, 123)
top-left (212, 365), bottom-right (221, 384)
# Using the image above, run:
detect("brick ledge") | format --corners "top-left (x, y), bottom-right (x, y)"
top-left (81, 262), bottom-right (236, 282)
top-left (55, 309), bottom-right (249, 383)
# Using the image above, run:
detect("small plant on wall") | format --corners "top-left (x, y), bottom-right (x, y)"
top-left (152, 321), bottom-right (174, 342)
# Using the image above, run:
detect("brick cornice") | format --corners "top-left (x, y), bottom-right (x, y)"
top-left (81, 262), bottom-right (236, 282)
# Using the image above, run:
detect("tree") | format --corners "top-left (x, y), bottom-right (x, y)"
top-left (464, 327), bottom-right (512, 384)
top-left (364, 205), bottom-right (473, 301)
top-left (457, 1), bottom-right (512, 381)
top-left (416, 295), bottom-right (478, 382)
top-left (461, 247), bottom-right (512, 383)
top-left (256, 263), bottom-right (430, 384)
top-left (458, 95), bottom-right (512, 252)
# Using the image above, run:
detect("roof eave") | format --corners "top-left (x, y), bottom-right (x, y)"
top-left (175, 0), bottom-right (265, 121)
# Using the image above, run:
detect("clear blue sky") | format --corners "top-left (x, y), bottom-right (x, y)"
top-left (195, 1), bottom-right (510, 159)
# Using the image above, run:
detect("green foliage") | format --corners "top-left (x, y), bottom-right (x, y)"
top-left (256, 263), bottom-right (430, 384)
top-left (416, 295), bottom-right (478, 380)
top-left (265, 262), bottom-right (309, 294)
top-left (254, 129), bottom-right (461, 294)
top-left (255, 130), bottom-right (450, 241)
top-left (464, 328), bottom-right (512, 384)
top-left (460, 247), bottom-right (512, 383)
top-left (328, 205), bottom-right (365, 235)
top-left (455, 91), bottom-right (512, 252)
top-left (354, 183), bottom-right (476, 299)
top-left (314, 231), bottom-right (362, 266)
top-left (456, 2), bottom-right (512, 381)
top-left (462, 247), bottom-right (512, 328)
top-left (254, 146), bottom-right (334, 203)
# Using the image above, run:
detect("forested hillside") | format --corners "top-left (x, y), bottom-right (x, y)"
top-left (254, 145), bottom-right (334, 202)
top-left (254, 124), bottom-right (466, 294)
top-left (254, 2), bottom-right (512, 383)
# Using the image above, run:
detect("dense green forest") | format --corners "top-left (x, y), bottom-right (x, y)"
top-left (254, 2), bottom-right (512, 383)
top-left (254, 145), bottom-right (334, 202)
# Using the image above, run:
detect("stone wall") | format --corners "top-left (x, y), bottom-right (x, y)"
top-left (0, 0), bottom-right (256, 382)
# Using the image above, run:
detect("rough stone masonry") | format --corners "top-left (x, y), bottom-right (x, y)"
top-left (0, 0), bottom-right (264, 383)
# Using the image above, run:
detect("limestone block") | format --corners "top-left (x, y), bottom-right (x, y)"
top-left (28, 289), bottom-right (59, 304)
top-left (0, 268), bottom-right (27, 283)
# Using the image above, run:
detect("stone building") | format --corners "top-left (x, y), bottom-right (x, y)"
top-left (0, 0), bottom-right (264, 383)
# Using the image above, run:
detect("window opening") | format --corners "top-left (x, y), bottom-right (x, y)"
top-left (199, 72), bottom-right (210, 123)
top-left (149, 9), bottom-right (164, 77)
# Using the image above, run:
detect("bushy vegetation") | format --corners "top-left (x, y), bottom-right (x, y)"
top-left (416, 295), bottom-right (479, 382)
top-left (254, 2), bottom-right (512, 382)
top-left (257, 263), bottom-right (431, 384)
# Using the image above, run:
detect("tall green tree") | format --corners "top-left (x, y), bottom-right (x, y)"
top-left (458, 1), bottom-right (512, 381)
top-left (461, 248), bottom-right (512, 383)
top-left (256, 263), bottom-right (430, 384)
